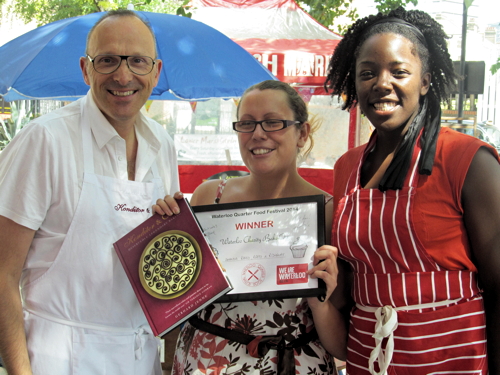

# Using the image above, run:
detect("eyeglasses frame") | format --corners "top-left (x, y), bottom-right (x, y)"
top-left (86, 54), bottom-right (156, 76)
top-left (232, 119), bottom-right (302, 133)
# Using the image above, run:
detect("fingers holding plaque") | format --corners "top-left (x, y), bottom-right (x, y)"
top-left (139, 230), bottom-right (202, 300)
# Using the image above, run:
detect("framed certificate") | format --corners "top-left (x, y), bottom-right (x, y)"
top-left (192, 195), bottom-right (326, 302)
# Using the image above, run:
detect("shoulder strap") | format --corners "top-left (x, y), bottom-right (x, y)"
top-left (214, 179), bottom-right (228, 204)
top-left (333, 148), bottom-right (365, 211)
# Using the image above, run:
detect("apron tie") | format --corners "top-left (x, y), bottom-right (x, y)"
top-left (368, 306), bottom-right (398, 375)
top-left (134, 327), bottom-right (146, 360)
top-left (356, 298), bottom-right (462, 375)
top-left (189, 316), bottom-right (318, 375)
top-left (248, 335), bottom-right (295, 375)
top-left (133, 326), bottom-right (161, 360)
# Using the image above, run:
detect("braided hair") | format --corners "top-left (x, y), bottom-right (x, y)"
top-left (324, 7), bottom-right (458, 112)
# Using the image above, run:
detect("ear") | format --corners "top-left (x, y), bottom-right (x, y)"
top-left (420, 72), bottom-right (431, 96)
top-left (297, 122), bottom-right (310, 148)
top-left (153, 59), bottom-right (162, 86)
top-left (80, 56), bottom-right (91, 86)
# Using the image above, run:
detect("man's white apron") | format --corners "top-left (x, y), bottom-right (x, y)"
top-left (22, 100), bottom-right (165, 375)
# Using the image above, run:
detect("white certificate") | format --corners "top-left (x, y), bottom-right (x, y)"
top-left (192, 195), bottom-right (325, 302)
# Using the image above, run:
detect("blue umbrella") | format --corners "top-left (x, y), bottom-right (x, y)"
top-left (0, 11), bottom-right (276, 101)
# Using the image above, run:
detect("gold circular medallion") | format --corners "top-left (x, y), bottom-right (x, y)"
top-left (139, 230), bottom-right (202, 299)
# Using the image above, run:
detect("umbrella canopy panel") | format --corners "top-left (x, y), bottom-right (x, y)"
top-left (0, 11), bottom-right (276, 101)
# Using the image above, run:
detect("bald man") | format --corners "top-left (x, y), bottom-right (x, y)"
top-left (0, 10), bottom-right (179, 375)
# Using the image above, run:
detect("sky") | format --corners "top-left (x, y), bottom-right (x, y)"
top-left (355, 0), bottom-right (500, 25)
top-left (348, 0), bottom-right (500, 62)
top-left (438, 0), bottom-right (497, 25)
top-left (459, 0), bottom-right (499, 25)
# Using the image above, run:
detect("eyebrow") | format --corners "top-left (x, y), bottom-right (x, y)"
top-left (357, 60), bottom-right (407, 66)
top-left (240, 112), bottom-right (285, 119)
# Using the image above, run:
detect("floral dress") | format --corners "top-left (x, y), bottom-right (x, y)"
top-left (172, 298), bottom-right (335, 375)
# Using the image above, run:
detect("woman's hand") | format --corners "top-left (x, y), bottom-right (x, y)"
top-left (152, 191), bottom-right (184, 216)
top-left (306, 245), bottom-right (348, 359)
top-left (306, 245), bottom-right (339, 309)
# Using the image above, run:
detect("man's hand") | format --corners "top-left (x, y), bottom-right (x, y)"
top-left (152, 191), bottom-right (184, 216)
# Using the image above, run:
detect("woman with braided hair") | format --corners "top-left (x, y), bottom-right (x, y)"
top-left (325, 7), bottom-right (500, 374)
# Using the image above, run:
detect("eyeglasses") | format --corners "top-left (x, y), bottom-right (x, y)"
top-left (232, 119), bottom-right (301, 133)
top-left (87, 55), bottom-right (156, 75)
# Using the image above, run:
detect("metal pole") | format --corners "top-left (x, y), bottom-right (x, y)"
top-left (458, 0), bottom-right (468, 123)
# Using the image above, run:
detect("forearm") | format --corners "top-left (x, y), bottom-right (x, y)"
top-left (0, 216), bottom-right (35, 375)
top-left (0, 278), bottom-right (32, 375)
top-left (310, 300), bottom-right (348, 360)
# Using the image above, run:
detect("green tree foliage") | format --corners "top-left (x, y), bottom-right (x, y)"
top-left (297, 0), bottom-right (358, 34)
top-left (373, 0), bottom-right (418, 15)
top-left (0, 0), bottom-right (182, 26)
top-left (297, 0), bottom-right (418, 34)
top-left (2, 0), bottom-right (418, 33)
top-left (491, 57), bottom-right (500, 76)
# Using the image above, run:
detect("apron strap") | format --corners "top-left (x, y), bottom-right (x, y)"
top-left (150, 159), bottom-right (160, 179)
top-left (80, 98), bottom-right (94, 175)
top-left (24, 307), bottom-right (158, 360)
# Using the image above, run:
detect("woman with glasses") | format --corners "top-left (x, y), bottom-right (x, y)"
top-left (155, 80), bottom-right (348, 375)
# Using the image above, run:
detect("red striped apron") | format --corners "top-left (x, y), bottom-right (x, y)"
top-left (333, 136), bottom-right (488, 374)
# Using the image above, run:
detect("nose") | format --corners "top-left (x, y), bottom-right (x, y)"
top-left (112, 58), bottom-right (134, 85)
top-left (374, 71), bottom-right (393, 93)
top-left (251, 123), bottom-right (268, 140)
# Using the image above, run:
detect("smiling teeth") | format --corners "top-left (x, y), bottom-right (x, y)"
top-left (112, 90), bottom-right (134, 96)
top-left (374, 102), bottom-right (397, 111)
top-left (253, 149), bottom-right (272, 155)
